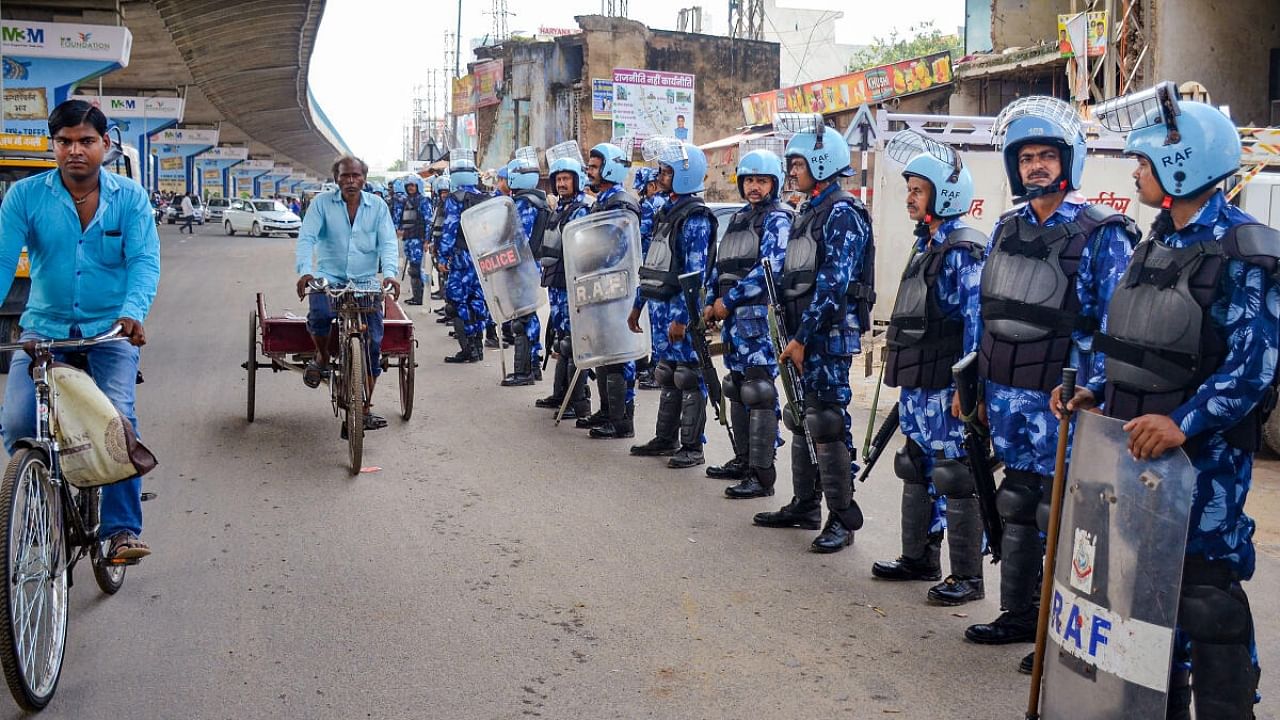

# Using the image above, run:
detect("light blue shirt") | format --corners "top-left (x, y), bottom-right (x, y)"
top-left (0, 167), bottom-right (160, 337)
top-left (295, 189), bottom-right (399, 285)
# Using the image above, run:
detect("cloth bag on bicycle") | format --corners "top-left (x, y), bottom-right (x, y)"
top-left (49, 363), bottom-right (158, 487)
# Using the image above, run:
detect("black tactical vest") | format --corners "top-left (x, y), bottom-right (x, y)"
top-left (978, 204), bottom-right (1138, 393)
top-left (450, 190), bottom-right (489, 252)
top-left (639, 195), bottom-right (716, 301)
top-left (886, 225), bottom-right (986, 390)
top-left (592, 188), bottom-right (641, 220)
top-left (540, 197), bottom-right (589, 290)
top-left (780, 189), bottom-right (876, 335)
top-left (513, 189), bottom-right (551, 258)
top-left (1097, 222), bottom-right (1280, 451)
top-left (399, 195), bottom-right (426, 238)
top-left (716, 201), bottom-right (793, 302)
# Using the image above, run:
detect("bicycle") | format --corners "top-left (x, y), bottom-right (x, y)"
top-left (0, 325), bottom-right (138, 710)
top-left (307, 279), bottom-right (388, 473)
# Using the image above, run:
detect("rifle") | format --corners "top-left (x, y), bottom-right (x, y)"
top-left (856, 404), bottom-right (900, 483)
top-left (678, 271), bottom-right (735, 450)
top-left (952, 351), bottom-right (1004, 563)
top-left (761, 259), bottom-right (817, 465)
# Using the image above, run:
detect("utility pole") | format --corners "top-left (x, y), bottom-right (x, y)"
top-left (728, 0), bottom-right (764, 40)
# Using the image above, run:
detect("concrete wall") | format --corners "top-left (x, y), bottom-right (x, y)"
top-left (761, 0), bottom-right (863, 86)
top-left (990, 0), bottom-right (1069, 51)
top-left (1154, 0), bottom-right (1280, 127)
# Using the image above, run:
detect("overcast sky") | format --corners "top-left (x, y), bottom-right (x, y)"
top-left (308, 0), bottom-right (965, 169)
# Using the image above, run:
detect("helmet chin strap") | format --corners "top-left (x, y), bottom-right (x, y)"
top-left (1015, 177), bottom-right (1069, 203)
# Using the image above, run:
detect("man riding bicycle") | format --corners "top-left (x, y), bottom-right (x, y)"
top-left (295, 155), bottom-right (400, 432)
top-left (0, 99), bottom-right (160, 563)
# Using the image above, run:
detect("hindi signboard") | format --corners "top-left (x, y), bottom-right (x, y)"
top-left (611, 68), bottom-right (695, 150)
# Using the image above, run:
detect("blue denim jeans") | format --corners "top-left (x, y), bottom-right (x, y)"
top-left (307, 294), bottom-right (385, 377)
top-left (1, 332), bottom-right (143, 540)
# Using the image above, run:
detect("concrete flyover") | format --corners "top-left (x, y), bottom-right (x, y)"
top-left (1, 0), bottom-right (347, 179)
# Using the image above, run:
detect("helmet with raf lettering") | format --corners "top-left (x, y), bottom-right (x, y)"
top-left (777, 112), bottom-right (852, 182)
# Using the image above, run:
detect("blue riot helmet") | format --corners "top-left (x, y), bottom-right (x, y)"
top-left (632, 166), bottom-right (657, 192)
top-left (548, 157), bottom-right (586, 195)
top-left (991, 96), bottom-right (1086, 200)
top-left (391, 178), bottom-right (405, 195)
top-left (885, 129), bottom-right (974, 218)
top-left (449, 150), bottom-right (479, 188)
top-left (642, 137), bottom-right (706, 194)
top-left (777, 112), bottom-right (853, 182)
top-left (507, 146), bottom-right (541, 191)
top-left (588, 142), bottom-right (630, 185)
top-left (735, 148), bottom-right (785, 200)
top-left (1095, 82), bottom-right (1240, 201)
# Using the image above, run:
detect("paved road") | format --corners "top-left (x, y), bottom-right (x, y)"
top-left (3, 223), bottom-right (1277, 719)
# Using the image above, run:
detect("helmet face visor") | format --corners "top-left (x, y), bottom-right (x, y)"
top-left (641, 136), bottom-right (685, 166)
top-left (545, 141), bottom-right (582, 166)
top-left (1093, 81), bottom-right (1181, 133)
top-left (774, 112), bottom-right (826, 140)
top-left (992, 96), bottom-right (1082, 150)
top-left (885, 129), bottom-right (962, 182)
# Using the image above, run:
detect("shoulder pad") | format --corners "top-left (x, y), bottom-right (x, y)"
top-left (944, 226), bottom-right (988, 258)
top-left (1222, 223), bottom-right (1280, 279)
top-left (998, 206), bottom-right (1023, 223)
top-left (1078, 203), bottom-right (1141, 244)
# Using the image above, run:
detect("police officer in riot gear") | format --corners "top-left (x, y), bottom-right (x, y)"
top-left (437, 155), bottom-right (495, 363)
top-left (535, 154), bottom-right (594, 418)
top-left (628, 139), bottom-right (717, 468)
top-left (502, 152), bottom-right (551, 386)
top-left (704, 148), bottom-right (791, 497)
top-left (580, 142), bottom-right (641, 439)
top-left (392, 176), bottom-right (432, 305)
top-left (873, 131), bottom-right (986, 604)
top-left (964, 97), bottom-right (1136, 643)
top-left (753, 115), bottom-right (874, 553)
top-left (1056, 87), bottom-right (1273, 716)
top-left (634, 166), bottom-right (669, 390)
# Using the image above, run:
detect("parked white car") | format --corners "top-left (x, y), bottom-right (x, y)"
top-left (205, 197), bottom-right (230, 222)
top-left (223, 198), bottom-right (302, 238)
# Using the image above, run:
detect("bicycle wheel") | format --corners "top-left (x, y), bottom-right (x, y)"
top-left (246, 310), bottom-right (257, 423)
top-left (84, 489), bottom-right (125, 595)
top-left (399, 342), bottom-right (415, 421)
top-left (0, 448), bottom-right (68, 711)
top-left (345, 335), bottom-right (365, 474)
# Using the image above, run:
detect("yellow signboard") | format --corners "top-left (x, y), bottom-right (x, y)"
top-left (0, 133), bottom-right (49, 152)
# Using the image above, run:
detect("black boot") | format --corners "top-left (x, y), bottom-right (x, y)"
top-left (965, 606), bottom-right (1038, 644)
top-left (631, 385), bottom-right (681, 456)
top-left (811, 441), bottom-right (860, 552)
top-left (591, 374), bottom-right (634, 439)
top-left (810, 512), bottom-right (856, 553)
top-left (928, 492), bottom-right (985, 605)
top-left (872, 532), bottom-right (943, 581)
top-left (406, 273), bottom-right (424, 305)
top-left (707, 399), bottom-right (750, 479)
top-left (753, 496), bottom-right (821, 528)
top-left (484, 325), bottom-right (501, 349)
top-left (443, 317), bottom-right (471, 363)
top-left (577, 372), bottom-right (610, 428)
top-left (725, 466), bottom-right (775, 499)
top-left (501, 320), bottom-right (535, 386)
top-left (667, 385), bottom-right (706, 468)
top-left (928, 575), bottom-right (986, 606)
top-left (965, 519), bottom-right (1042, 644)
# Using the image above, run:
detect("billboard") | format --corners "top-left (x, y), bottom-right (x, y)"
top-left (610, 68), bottom-right (695, 151)
top-left (473, 60), bottom-right (503, 109)
top-left (742, 51), bottom-right (954, 126)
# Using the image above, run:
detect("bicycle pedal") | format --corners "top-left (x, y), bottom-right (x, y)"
top-left (104, 557), bottom-right (141, 567)
top-left (141, 492), bottom-right (157, 502)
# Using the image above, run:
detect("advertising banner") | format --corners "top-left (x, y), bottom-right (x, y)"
top-left (1058, 11), bottom-right (1108, 58)
top-left (0, 21), bottom-right (132, 63)
top-left (159, 156), bottom-right (184, 171)
top-left (591, 79), bottom-right (613, 120)
top-left (452, 75), bottom-right (475, 115)
top-left (71, 94), bottom-right (183, 119)
top-left (611, 68), bottom-right (695, 150)
top-left (741, 51), bottom-right (953, 126)
top-left (474, 60), bottom-right (503, 109)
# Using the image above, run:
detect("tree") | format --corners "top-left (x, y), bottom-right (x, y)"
top-left (848, 21), bottom-right (964, 72)
top-left (387, 159), bottom-right (407, 172)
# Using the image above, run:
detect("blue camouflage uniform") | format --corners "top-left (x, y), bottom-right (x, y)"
top-left (594, 184), bottom-right (639, 399)
top-left (977, 200), bottom-right (1132, 475)
top-left (707, 206), bottom-right (789, 373)
top-left (513, 192), bottom-right (545, 366)
top-left (548, 193), bottom-right (591, 339)
top-left (646, 199), bottom-right (712, 365)
top-left (640, 190), bottom-right (671, 358)
top-left (439, 186), bottom-right (491, 337)
top-left (391, 192), bottom-right (433, 268)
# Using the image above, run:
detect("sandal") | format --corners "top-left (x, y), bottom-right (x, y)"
top-left (303, 361), bottom-right (327, 388)
top-left (106, 531), bottom-right (151, 562)
top-left (364, 413), bottom-right (388, 431)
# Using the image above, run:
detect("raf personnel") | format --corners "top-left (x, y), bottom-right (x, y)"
top-left (1057, 88), bottom-right (1273, 717)
top-left (535, 151), bottom-right (594, 418)
top-left (391, 176), bottom-right (432, 306)
top-left (502, 151), bottom-right (551, 387)
top-left (580, 142), bottom-right (641, 440)
top-left (437, 154), bottom-right (494, 364)
top-left (873, 131), bottom-right (986, 605)
top-left (634, 166), bottom-right (668, 390)
top-left (705, 148), bottom-right (792, 497)
top-left (629, 140), bottom-right (717, 468)
top-left (753, 115), bottom-right (874, 553)
top-left (963, 96), bottom-right (1136, 647)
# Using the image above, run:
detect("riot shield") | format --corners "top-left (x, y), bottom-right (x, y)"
top-left (1040, 411), bottom-right (1195, 719)
top-left (461, 195), bottom-right (547, 322)
top-left (562, 208), bottom-right (649, 370)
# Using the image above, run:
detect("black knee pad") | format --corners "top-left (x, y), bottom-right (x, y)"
top-left (932, 458), bottom-right (976, 498)
top-left (557, 336), bottom-right (573, 357)
top-left (995, 470), bottom-right (1042, 525)
top-left (673, 363), bottom-right (702, 391)
top-left (1179, 559), bottom-right (1253, 645)
top-left (655, 360), bottom-right (677, 388)
top-left (894, 440), bottom-right (927, 484)
top-left (723, 371), bottom-right (742, 402)
top-left (740, 377), bottom-right (777, 410)
top-left (511, 317), bottom-right (527, 335)
top-left (804, 404), bottom-right (844, 443)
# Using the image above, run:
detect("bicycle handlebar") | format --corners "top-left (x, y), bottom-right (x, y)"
top-left (0, 324), bottom-right (125, 353)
